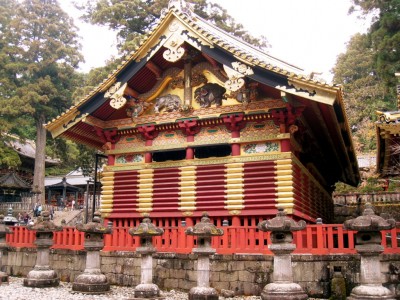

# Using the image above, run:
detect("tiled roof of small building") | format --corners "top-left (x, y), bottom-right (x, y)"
top-left (0, 172), bottom-right (30, 189)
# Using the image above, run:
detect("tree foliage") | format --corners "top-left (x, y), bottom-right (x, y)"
top-left (350, 0), bottom-right (400, 95)
top-left (332, 33), bottom-right (391, 152)
top-left (0, 0), bottom-right (83, 199)
top-left (333, 0), bottom-right (400, 153)
top-left (79, 0), bottom-right (268, 54)
top-left (332, 0), bottom-right (400, 192)
top-left (0, 141), bottom-right (21, 169)
top-left (72, 59), bottom-right (121, 101)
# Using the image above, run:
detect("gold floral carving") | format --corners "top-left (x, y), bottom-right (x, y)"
top-left (109, 99), bottom-right (285, 128)
top-left (163, 36), bottom-right (185, 62)
top-left (223, 62), bottom-right (254, 92)
top-left (192, 62), bottom-right (227, 83)
top-left (105, 82), bottom-right (128, 110)
top-left (169, 74), bottom-right (207, 89)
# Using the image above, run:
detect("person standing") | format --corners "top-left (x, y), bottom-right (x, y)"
top-left (49, 205), bottom-right (54, 220)
top-left (23, 212), bottom-right (30, 225)
top-left (33, 202), bottom-right (38, 217)
top-left (37, 204), bottom-right (42, 216)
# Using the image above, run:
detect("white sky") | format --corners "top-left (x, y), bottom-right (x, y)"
top-left (59, 0), bottom-right (372, 83)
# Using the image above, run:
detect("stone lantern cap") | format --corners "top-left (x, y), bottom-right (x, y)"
top-left (258, 208), bottom-right (306, 232)
top-left (0, 214), bottom-right (12, 236)
top-left (343, 203), bottom-right (396, 231)
top-left (26, 210), bottom-right (62, 232)
top-left (185, 212), bottom-right (224, 237)
top-left (76, 211), bottom-right (112, 234)
top-left (129, 214), bottom-right (164, 237)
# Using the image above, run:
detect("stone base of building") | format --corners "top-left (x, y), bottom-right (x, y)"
top-left (261, 282), bottom-right (308, 300)
top-left (0, 271), bottom-right (8, 284)
top-left (134, 283), bottom-right (161, 298)
top-left (23, 269), bottom-right (59, 288)
top-left (189, 286), bottom-right (219, 300)
top-left (72, 272), bottom-right (110, 294)
top-left (348, 284), bottom-right (396, 299)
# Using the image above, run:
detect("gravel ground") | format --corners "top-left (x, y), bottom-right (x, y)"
top-left (0, 277), bottom-right (263, 300)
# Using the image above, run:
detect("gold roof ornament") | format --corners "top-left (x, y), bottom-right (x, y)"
top-left (163, 35), bottom-right (185, 62)
top-left (223, 62), bottom-right (254, 92)
top-left (162, 0), bottom-right (193, 19)
top-left (104, 82), bottom-right (128, 110)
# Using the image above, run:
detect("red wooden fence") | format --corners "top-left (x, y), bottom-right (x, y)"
top-left (6, 224), bottom-right (399, 255)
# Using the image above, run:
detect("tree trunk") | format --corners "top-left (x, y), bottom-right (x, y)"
top-left (32, 114), bottom-right (47, 203)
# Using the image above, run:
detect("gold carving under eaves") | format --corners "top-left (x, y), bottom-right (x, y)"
top-left (154, 94), bottom-right (182, 113)
top-left (105, 82), bottom-right (128, 110)
top-left (194, 83), bottom-right (227, 108)
top-left (223, 62), bottom-right (254, 92)
top-left (227, 82), bottom-right (258, 104)
top-left (137, 67), bottom-right (181, 102)
top-left (108, 98), bottom-right (287, 128)
top-left (169, 73), bottom-right (207, 89)
top-left (163, 35), bottom-right (185, 62)
top-left (126, 98), bottom-right (151, 118)
top-left (169, 62), bottom-right (226, 90)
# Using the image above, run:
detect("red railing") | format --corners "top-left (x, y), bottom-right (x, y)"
top-left (6, 225), bottom-right (399, 255)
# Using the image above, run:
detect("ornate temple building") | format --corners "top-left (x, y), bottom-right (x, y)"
top-left (46, 1), bottom-right (359, 225)
top-left (376, 75), bottom-right (400, 177)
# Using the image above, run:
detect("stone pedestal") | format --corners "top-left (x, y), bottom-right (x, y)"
top-left (345, 203), bottom-right (396, 300)
top-left (129, 215), bottom-right (164, 298)
top-left (72, 211), bottom-right (112, 294)
top-left (24, 211), bottom-right (62, 288)
top-left (134, 245), bottom-right (160, 298)
top-left (186, 212), bottom-right (223, 300)
top-left (258, 208), bottom-right (308, 300)
top-left (189, 247), bottom-right (219, 300)
top-left (0, 215), bottom-right (11, 284)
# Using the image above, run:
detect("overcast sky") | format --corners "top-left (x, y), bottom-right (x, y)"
top-left (59, 0), bottom-right (372, 82)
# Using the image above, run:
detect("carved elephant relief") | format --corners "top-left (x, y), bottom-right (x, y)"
top-left (194, 83), bottom-right (226, 108)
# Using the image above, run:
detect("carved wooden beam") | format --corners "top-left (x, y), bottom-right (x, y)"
top-left (178, 119), bottom-right (200, 137)
top-left (138, 125), bottom-right (159, 141)
top-left (146, 61), bottom-right (163, 79)
top-left (223, 114), bottom-right (245, 138)
top-left (94, 126), bottom-right (120, 145)
top-left (202, 53), bottom-right (219, 69)
top-left (94, 126), bottom-right (107, 144)
top-left (104, 129), bottom-right (120, 144)
top-left (124, 86), bottom-right (139, 98)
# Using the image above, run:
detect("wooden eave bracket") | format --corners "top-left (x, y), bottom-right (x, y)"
top-left (277, 77), bottom-right (337, 106)
top-left (45, 108), bottom-right (88, 138)
top-left (83, 115), bottom-right (107, 129)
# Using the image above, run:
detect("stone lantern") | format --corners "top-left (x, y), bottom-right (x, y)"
top-left (24, 210), bottom-right (63, 287)
top-left (72, 211), bottom-right (112, 294)
top-left (0, 214), bottom-right (12, 283)
top-left (257, 208), bottom-right (308, 300)
top-left (129, 214), bottom-right (164, 298)
top-left (185, 212), bottom-right (224, 300)
top-left (344, 203), bottom-right (396, 300)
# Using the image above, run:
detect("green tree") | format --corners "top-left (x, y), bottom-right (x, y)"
top-left (0, 137), bottom-right (21, 169)
top-left (332, 33), bottom-right (391, 152)
top-left (350, 0), bottom-right (400, 96)
top-left (0, 0), bottom-right (19, 134)
top-left (0, 0), bottom-right (83, 200)
top-left (80, 0), bottom-right (268, 54)
top-left (72, 60), bottom-right (120, 101)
